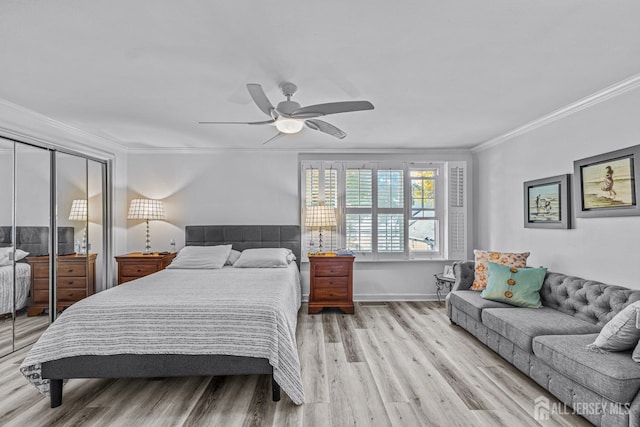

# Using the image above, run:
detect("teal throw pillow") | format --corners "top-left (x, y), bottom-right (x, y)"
top-left (481, 262), bottom-right (547, 308)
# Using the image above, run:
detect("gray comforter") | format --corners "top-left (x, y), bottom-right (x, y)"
top-left (20, 264), bottom-right (304, 405)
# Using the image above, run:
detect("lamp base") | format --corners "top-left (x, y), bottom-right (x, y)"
top-left (143, 219), bottom-right (152, 255)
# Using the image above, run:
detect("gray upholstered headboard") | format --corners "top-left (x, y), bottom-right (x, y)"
top-left (185, 225), bottom-right (301, 267)
top-left (0, 226), bottom-right (75, 257)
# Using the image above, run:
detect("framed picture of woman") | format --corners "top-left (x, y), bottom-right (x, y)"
top-left (574, 145), bottom-right (640, 218)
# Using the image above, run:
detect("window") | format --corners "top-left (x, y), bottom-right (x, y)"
top-left (409, 168), bottom-right (438, 254)
top-left (301, 160), bottom-right (467, 261)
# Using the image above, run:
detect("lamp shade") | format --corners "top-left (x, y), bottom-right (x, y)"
top-left (127, 199), bottom-right (165, 220)
top-left (305, 205), bottom-right (337, 228)
top-left (68, 199), bottom-right (88, 221)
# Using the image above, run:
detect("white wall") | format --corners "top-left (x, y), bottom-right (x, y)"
top-left (474, 87), bottom-right (640, 289)
top-left (127, 149), bottom-right (472, 300)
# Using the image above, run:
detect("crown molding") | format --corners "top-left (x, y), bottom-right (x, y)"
top-left (126, 146), bottom-right (474, 155)
top-left (472, 72), bottom-right (640, 153)
top-left (0, 98), bottom-right (128, 159)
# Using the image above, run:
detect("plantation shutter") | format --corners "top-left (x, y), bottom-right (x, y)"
top-left (447, 161), bottom-right (467, 260)
top-left (301, 162), bottom-right (340, 257)
top-left (345, 165), bottom-right (373, 255)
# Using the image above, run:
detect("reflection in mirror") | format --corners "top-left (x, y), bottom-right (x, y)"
top-left (57, 153), bottom-right (94, 318)
top-left (15, 143), bottom-right (51, 349)
top-left (0, 138), bottom-right (14, 357)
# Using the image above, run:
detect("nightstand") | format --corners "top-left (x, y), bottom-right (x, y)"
top-left (308, 255), bottom-right (355, 314)
top-left (115, 252), bottom-right (177, 284)
top-left (27, 254), bottom-right (97, 316)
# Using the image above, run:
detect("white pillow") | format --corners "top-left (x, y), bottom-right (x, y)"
top-left (225, 249), bottom-right (242, 266)
top-left (0, 247), bottom-right (29, 266)
top-left (233, 248), bottom-right (293, 268)
top-left (589, 301), bottom-right (640, 351)
top-left (633, 339), bottom-right (640, 363)
top-left (167, 245), bottom-right (232, 269)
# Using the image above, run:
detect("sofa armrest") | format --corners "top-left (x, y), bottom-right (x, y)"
top-left (452, 261), bottom-right (475, 292)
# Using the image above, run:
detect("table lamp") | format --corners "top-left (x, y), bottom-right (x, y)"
top-left (128, 198), bottom-right (165, 254)
top-left (68, 199), bottom-right (88, 254)
top-left (305, 205), bottom-right (337, 252)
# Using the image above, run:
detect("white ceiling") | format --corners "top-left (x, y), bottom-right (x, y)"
top-left (1, 0), bottom-right (639, 150)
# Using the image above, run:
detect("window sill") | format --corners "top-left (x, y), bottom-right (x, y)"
top-left (301, 257), bottom-right (452, 264)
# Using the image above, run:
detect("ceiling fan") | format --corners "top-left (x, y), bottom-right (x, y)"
top-left (199, 82), bottom-right (374, 144)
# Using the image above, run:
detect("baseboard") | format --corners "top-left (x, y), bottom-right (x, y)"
top-left (302, 293), bottom-right (442, 302)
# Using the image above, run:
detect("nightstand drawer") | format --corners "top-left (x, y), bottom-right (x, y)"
top-left (58, 263), bottom-right (87, 277)
top-left (58, 277), bottom-right (87, 288)
top-left (315, 263), bottom-right (350, 277)
top-left (121, 264), bottom-right (159, 277)
top-left (57, 288), bottom-right (87, 302)
top-left (313, 287), bottom-right (348, 302)
top-left (32, 278), bottom-right (49, 291)
top-left (32, 263), bottom-right (49, 278)
top-left (33, 289), bottom-right (49, 304)
top-left (314, 276), bottom-right (348, 288)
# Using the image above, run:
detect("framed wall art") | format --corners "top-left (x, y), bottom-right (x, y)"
top-left (523, 174), bottom-right (571, 229)
top-left (574, 145), bottom-right (640, 218)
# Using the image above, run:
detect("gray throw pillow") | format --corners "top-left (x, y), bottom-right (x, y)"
top-left (589, 301), bottom-right (640, 352)
top-left (634, 340), bottom-right (640, 363)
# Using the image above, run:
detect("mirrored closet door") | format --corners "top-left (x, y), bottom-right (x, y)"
top-left (0, 136), bottom-right (110, 356)
top-left (14, 143), bottom-right (51, 349)
top-left (0, 138), bottom-right (15, 357)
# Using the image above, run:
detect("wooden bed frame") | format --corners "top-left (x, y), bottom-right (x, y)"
top-left (42, 225), bottom-right (301, 407)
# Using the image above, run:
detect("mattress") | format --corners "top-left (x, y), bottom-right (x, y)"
top-left (0, 263), bottom-right (31, 314)
top-left (20, 263), bottom-right (304, 404)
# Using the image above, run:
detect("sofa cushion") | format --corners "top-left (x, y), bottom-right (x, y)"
top-left (533, 333), bottom-right (640, 404)
top-left (449, 290), bottom-right (513, 322)
top-left (482, 307), bottom-right (601, 352)
top-left (481, 263), bottom-right (547, 308)
top-left (590, 301), bottom-right (640, 352)
top-left (471, 249), bottom-right (530, 291)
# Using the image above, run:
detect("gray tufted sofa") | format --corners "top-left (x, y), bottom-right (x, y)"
top-left (446, 261), bottom-right (640, 426)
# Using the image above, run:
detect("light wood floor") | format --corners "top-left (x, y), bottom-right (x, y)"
top-left (0, 311), bottom-right (49, 357)
top-left (0, 302), bottom-right (592, 426)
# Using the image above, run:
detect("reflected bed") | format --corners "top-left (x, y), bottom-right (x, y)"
top-left (0, 263), bottom-right (30, 314)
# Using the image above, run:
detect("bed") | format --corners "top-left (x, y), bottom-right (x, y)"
top-left (0, 226), bottom-right (75, 315)
top-left (0, 263), bottom-right (31, 314)
top-left (20, 225), bottom-right (304, 407)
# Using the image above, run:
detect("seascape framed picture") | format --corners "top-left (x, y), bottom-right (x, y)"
top-left (574, 145), bottom-right (640, 218)
top-left (523, 174), bottom-right (571, 229)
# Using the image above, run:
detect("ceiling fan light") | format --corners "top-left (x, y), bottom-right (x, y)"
top-left (275, 118), bottom-right (304, 134)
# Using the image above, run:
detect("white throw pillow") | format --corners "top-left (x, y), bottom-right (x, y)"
top-left (0, 247), bottom-right (29, 266)
top-left (634, 340), bottom-right (640, 363)
top-left (167, 245), bottom-right (232, 269)
top-left (233, 248), bottom-right (292, 268)
top-left (589, 301), bottom-right (640, 351)
top-left (225, 249), bottom-right (242, 266)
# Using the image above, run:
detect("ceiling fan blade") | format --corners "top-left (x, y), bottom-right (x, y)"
top-left (290, 101), bottom-right (374, 119)
top-left (198, 119), bottom-right (275, 125)
top-left (305, 119), bottom-right (347, 139)
top-left (247, 84), bottom-right (276, 118)
top-left (262, 132), bottom-right (284, 145)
